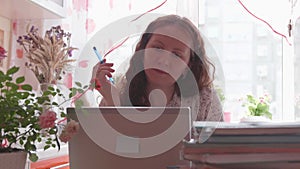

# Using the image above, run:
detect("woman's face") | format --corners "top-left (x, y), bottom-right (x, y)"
top-left (144, 25), bottom-right (192, 87)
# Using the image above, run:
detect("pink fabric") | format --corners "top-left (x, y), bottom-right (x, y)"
top-left (78, 60), bottom-right (89, 68)
top-left (109, 0), bottom-right (114, 9)
top-left (64, 73), bottom-right (73, 88)
top-left (86, 18), bottom-right (96, 34)
top-left (73, 0), bottom-right (88, 12)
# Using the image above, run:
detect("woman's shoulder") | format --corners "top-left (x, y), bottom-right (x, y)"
top-left (198, 87), bottom-right (221, 107)
top-left (199, 87), bottom-right (217, 98)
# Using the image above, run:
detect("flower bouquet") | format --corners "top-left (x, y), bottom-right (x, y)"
top-left (17, 25), bottom-right (77, 84)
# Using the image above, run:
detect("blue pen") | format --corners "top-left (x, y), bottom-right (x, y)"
top-left (93, 46), bottom-right (114, 84)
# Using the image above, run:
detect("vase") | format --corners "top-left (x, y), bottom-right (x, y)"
top-left (223, 111), bottom-right (231, 122)
top-left (240, 116), bottom-right (271, 123)
top-left (0, 150), bottom-right (27, 169)
top-left (37, 83), bottom-right (60, 149)
top-left (39, 83), bottom-right (58, 111)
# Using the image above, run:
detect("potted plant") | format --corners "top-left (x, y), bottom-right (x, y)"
top-left (240, 93), bottom-right (272, 122)
top-left (0, 26), bottom-right (90, 169)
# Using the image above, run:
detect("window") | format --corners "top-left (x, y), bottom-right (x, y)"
top-left (200, 0), bottom-right (298, 121)
top-left (294, 17), bottom-right (300, 120)
top-left (103, 0), bottom-right (299, 121)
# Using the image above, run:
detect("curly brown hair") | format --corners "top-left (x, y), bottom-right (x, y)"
top-left (120, 14), bottom-right (215, 106)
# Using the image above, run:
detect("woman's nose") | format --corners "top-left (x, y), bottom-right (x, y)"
top-left (157, 51), bottom-right (171, 66)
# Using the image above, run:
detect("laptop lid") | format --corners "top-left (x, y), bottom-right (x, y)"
top-left (67, 106), bottom-right (191, 169)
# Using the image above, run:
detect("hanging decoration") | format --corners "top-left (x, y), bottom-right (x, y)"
top-left (288, 0), bottom-right (298, 37)
top-left (238, 0), bottom-right (298, 46)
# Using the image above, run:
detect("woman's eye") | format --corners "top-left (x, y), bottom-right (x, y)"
top-left (173, 52), bottom-right (182, 58)
top-left (154, 46), bottom-right (162, 49)
top-left (153, 46), bottom-right (163, 52)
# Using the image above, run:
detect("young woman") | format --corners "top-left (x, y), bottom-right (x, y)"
top-left (92, 14), bottom-right (223, 121)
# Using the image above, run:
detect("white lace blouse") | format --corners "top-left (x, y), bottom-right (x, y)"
top-left (167, 87), bottom-right (224, 121)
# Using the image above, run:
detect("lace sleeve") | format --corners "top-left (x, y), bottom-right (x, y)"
top-left (197, 88), bottom-right (224, 121)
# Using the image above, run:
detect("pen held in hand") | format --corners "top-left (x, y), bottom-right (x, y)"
top-left (93, 46), bottom-right (114, 84)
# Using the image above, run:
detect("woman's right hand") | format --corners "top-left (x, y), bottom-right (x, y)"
top-left (91, 59), bottom-right (120, 105)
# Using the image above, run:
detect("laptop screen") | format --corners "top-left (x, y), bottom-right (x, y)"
top-left (67, 106), bottom-right (191, 169)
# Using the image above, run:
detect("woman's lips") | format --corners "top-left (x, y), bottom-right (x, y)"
top-left (153, 68), bottom-right (168, 74)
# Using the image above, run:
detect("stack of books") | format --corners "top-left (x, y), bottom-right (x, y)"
top-left (182, 121), bottom-right (300, 169)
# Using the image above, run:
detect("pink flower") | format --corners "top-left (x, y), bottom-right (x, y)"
top-left (64, 120), bottom-right (80, 135)
top-left (59, 132), bottom-right (72, 143)
top-left (0, 46), bottom-right (7, 61)
top-left (59, 120), bottom-right (80, 143)
top-left (39, 110), bottom-right (57, 128)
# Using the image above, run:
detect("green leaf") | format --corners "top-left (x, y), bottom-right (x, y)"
top-left (48, 86), bottom-right (55, 91)
top-left (6, 66), bottom-right (19, 75)
top-left (16, 76), bottom-right (25, 84)
top-left (44, 144), bottom-right (51, 150)
top-left (38, 137), bottom-right (42, 142)
top-left (6, 82), bottom-right (19, 90)
top-left (43, 91), bottom-right (52, 96)
top-left (61, 112), bottom-right (66, 117)
top-left (29, 153), bottom-right (39, 162)
top-left (46, 140), bottom-right (52, 144)
top-left (77, 88), bottom-right (84, 93)
top-left (69, 88), bottom-right (77, 98)
top-left (75, 81), bottom-right (82, 87)
top-left (49, 129), bottom-right (56, 135)
top-left (16, 92), bottom-right (30, 99)
top-left (21, 84), bottom-right (33, 91)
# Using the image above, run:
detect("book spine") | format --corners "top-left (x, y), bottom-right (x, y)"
top-left (183, 143), bottom-right (300, 154)
top-left (183, 152), bottom-right (300, 164)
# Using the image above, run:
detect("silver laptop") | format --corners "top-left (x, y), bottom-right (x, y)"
top-left (67, 107), bottom-right (191, 169)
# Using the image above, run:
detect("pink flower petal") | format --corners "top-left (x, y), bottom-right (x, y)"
top-left (39, 110), bottom-right (57, 129)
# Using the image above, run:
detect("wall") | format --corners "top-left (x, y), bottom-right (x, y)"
top-left (10, 0), bottom-right (198, 92)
